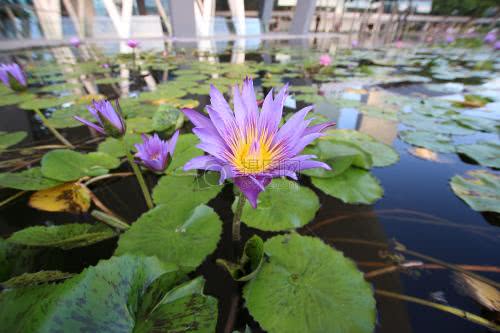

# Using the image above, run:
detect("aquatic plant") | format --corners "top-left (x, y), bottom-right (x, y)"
top-left (69, 36), bottom-right (81, 48)
top-left (127, 39), bottom-right (139, 48)
top-left (0, 63), bottom-right (27, 91)
top-left (182, 78), bottom-right (334, 239)
top-left (75, 99), bottom-right (126, 138)
top-left (319, 54), bottom-right (332, 66)
top-left (483, 32), bottom-right (496, 44)
top-left (135, 131), bottom-right (179, 172)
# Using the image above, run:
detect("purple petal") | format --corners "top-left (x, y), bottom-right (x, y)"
top-left (209, 85), bottom-right (234, 120)
top-left (0, 67), bottom-right (9, 87)
top-left (206, 105), bottom-right (237, 140)
top-left (74, 116), bottom-right (105, 134)
top-left (167, 130), bottom-right (180, 157)
top-left (274, 105), bottom-right (314, 145)
top-left (241, 77), bottom-right (259, 122)
top-left (182, 108), bottom-right (213, 128)
top-left (290, 132), bottom-right (324, 156)
top-left (259, 83), bottom-right (288, 135)
top-left (303, 121), bottom-right (336, 136)
top-left (234, 176), bottom-right (271, 208)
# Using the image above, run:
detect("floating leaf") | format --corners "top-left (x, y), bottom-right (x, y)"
top-left (1, 271), bottom-right (73, 288)
top-left (28, 183), bottom-right (91, 214)
top-left (153, 172), bottom-right (222, 211)
top-left (0, 93), bottom-right (35, 107)
top-left (0, 255), bottom-right (207, 332)
top-left (399, 130), bottom-right (455, 153)
top-left (166, 134), bottom-right (203, 172)
top-left (19, 95), bottom-right (75, 110)
top-left (312, 167), bottom-right (383, 204)
top-left (326, 130), bottom-right (399, 167)
top-left (450, 170), bottom-right (500, 213)
top-left (115, 204), bottom-right (222, 273)
top-left (41, 149), bottom-right (120, 181)
top-left (0, 167), bottom-right (62, 190)
top-left (217, 235), bottom-right (264, 282)
top-left (235, 179), bottom-right (320, 231)
top-left (453, 114), bottom-right (498, 133)
top-left (97, 134), bottom-right (142, 158)
top-left (7, 224), bottom-right (116, 250)
top-left (126, 117), bottom-right (154, 133)
top-left (457, 141), bottom-right (500, 169)
top-left (244, 234), bottom-right (376, 333)
top-left (152, 106), bottom-right (184, 132)
top-left (0, 131), bottom-right (27, 150)
top-left (47, 105), bottom-right (92, 128)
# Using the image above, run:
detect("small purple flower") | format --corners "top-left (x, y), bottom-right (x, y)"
top-left (351, 40), bottom-right (359, 48)
top-left (445, 35), bottom-right (455, 44)
top-left (134, 131), bottom-right (179, 172)
top-left (494, 41), bottom-right (500, 51)
top-left (0, 63), bottom-right (27, 91)
top-left (70, 36), bottom-right (81, 48)
top-left (182, 78), bottom-right (335, 208)
top-left (319, 54), bottom-right (332, 66)
top-left (127, 39), bottom-right (139, 49)
top-left (74, 99), bottom-right (126, 138)
top-left (484, 33), bottom-right (496, 44)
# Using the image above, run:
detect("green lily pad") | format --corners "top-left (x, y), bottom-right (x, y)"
top-left (47, 105), bottom-right (92, 128)
top-left (0, 93), bottom-right (35, 107)
top-left (453, 114), bottom-right (499, 133)
top-left (166, 134), bottom-right (203, 173)
top-left (0, 167), bottom-right (62, 190)
top-left (115, 204), bottom-right (222, 273)
top-left (326, 130), bottom-right (399, 167)
top-left (37, 83), bottom-right (82, 93)
top-left (126, 117), bottom-right (154, 133)
top-left (7, 224), bottom-right (116, 250)
top-left (41, 149), bottom-right (121, 181)
top-left (399, 130), bottom-right (455, 153)
top-left (244, 234), bottom-right (376, 333)
top-left (0, 255), bottom-right (216, 332)
top-left (312, 167), bottom-right (383, 204)
top-left (217, 235), bottom-right (264, 282)
top-left (450, 170), bottom-right (500, 213)
top-left (457, 141), bottom-right (500, 169)
top-left (1, 271), bottom-right (74, 288)
top-left (0, 131), bottom-right (27, 150)
top-left (152, 106), bottom-right (184, 132)
top-left (153, 172), bottom-right (223, 211)
top-left (235, 179), bottom-right (320, 231)
top-left (19, 95), bottom-right (76, 110)
top-left (97, 134), bottom-right (142, 158)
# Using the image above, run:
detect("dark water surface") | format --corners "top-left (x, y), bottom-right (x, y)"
top-left (0, 41), bottom-right (499, 333)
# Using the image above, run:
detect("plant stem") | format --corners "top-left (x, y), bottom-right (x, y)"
top-left (124, 143), bottom-right (154, 210)
top-left (33, 109), bottom-right (74, 148)
top-left (375, 289), bottom-right (500, 331)
top-left (232, 191), bottom-right (246, 242)
top-left (0, 191), bottom-right (26, 208)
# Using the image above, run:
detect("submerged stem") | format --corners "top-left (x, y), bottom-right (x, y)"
top-left (33, 109), bottom-right (74, 148)
top-left (375, 289), bottom-right (500, 331)
top-left (123, 142), bottom-right (154, 210)
top-left (232, 191), bottom-right (246, 242)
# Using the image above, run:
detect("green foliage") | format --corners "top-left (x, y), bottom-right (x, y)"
top-left (431, 0), bottom-right (498, 17)
top-left (217, 235), bottom-right (264, 282)
top-left (450, 170), bottom-right (500, 213)
top-left (0, 168), bottom-right (62, 190)
top-left (0, 131), bottom-right (27, 150)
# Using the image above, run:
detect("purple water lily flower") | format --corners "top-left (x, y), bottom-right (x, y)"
top-left (182, 78), bottom-right (335, 208)
top-left (484, 33), bottom-right (496, 44)
top-left (127, 39), bottom-right (139, 49)
top-left (494, 41), bottom-right (500, 51)
top-left (70, 36), bottom-right (81, 48)
top-left (135, 131), bottom-right (179, 172)
top-left (0, 63), bottom-right (27, 91)
top-left (74, 99), bottom-right (126, 138)
top-left (351, 40), bottom-right (359, 48)
top-left (445, 35), bottom-right (455, 44)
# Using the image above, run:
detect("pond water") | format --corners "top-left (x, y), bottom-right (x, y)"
top-left (0, 38), bottom-right (499, 332)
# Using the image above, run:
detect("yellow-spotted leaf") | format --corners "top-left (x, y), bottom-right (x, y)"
top-left (29, 183), bottom-right (91, 214)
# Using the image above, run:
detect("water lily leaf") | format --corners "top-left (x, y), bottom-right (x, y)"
top-left (0, 131), bottom-right (27, 150)
top-left (457, 141), bottom-right (500, 169)
top-left (153, 172), bottom-right (222, 211)
top-left (450, 170), bottom-right (500, 213)
top-left (7, 224), bottom-right (116, 250)
top-left (0, 93), bottom-right (35, 107)
top-left (234, 179), bottom-right (320, 231)
top-left (37, 83), bottom-right (82, 93)
top-left (137, 87), bottom-right (186, 102)
top-left (0, 167), bottom-right (62, 190)
top-left (19, 95), bottom-right (76, 110)
top-left (47, 105), bottom-right (92, 128)
top-left (41, 149), bottom-right (120, 181)
top-left (152, 106), bottom-right (184, 132)
top-left (312, 167), bottom-right (383, 204)
top-left (1, 270), bottom-right (74, 288)
top-left (166, 134), bottom-right (203, 172)
top-left (28, 182), bottom-right (91, 214)
top-left (453, 114), bottom-right (499, 133)
top-left (217, 235), bottom-right (264, 282)
top-left (326, 130), bottom-right (399, 167)
top-left (115, 204), bottom-right (222, 273)
top-left (243, 234), bottom-right (376, 333)
top-left (0, 255), bottom-right (183, 332)
top-left (97, 133), bottom-right (142, 158)
top-left (399, 130), bottom-right (455, 153)
top-left (126, 117), bottom-right (154, 133)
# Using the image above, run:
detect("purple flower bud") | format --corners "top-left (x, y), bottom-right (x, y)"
top-left (0, 63), bottom-right (27, 91)
top-left (445, 35), bottom-right (455, 44)
top-left (494, 41), bottom-right (500, 51)
top-left (74, 99), bottom-right (126, 138)
top-left (484, 33), bottom-right (496, 44)
top-left (127, 39), bottom-right (139, 49)
top-left (134, 131), bottom-right (179, 172)
top-left (70, 36), bottom-right (81, 48)
top-left (351, 40), bottom-right (359, 48)
top-left (319, 54), bottom-right (331, 66)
